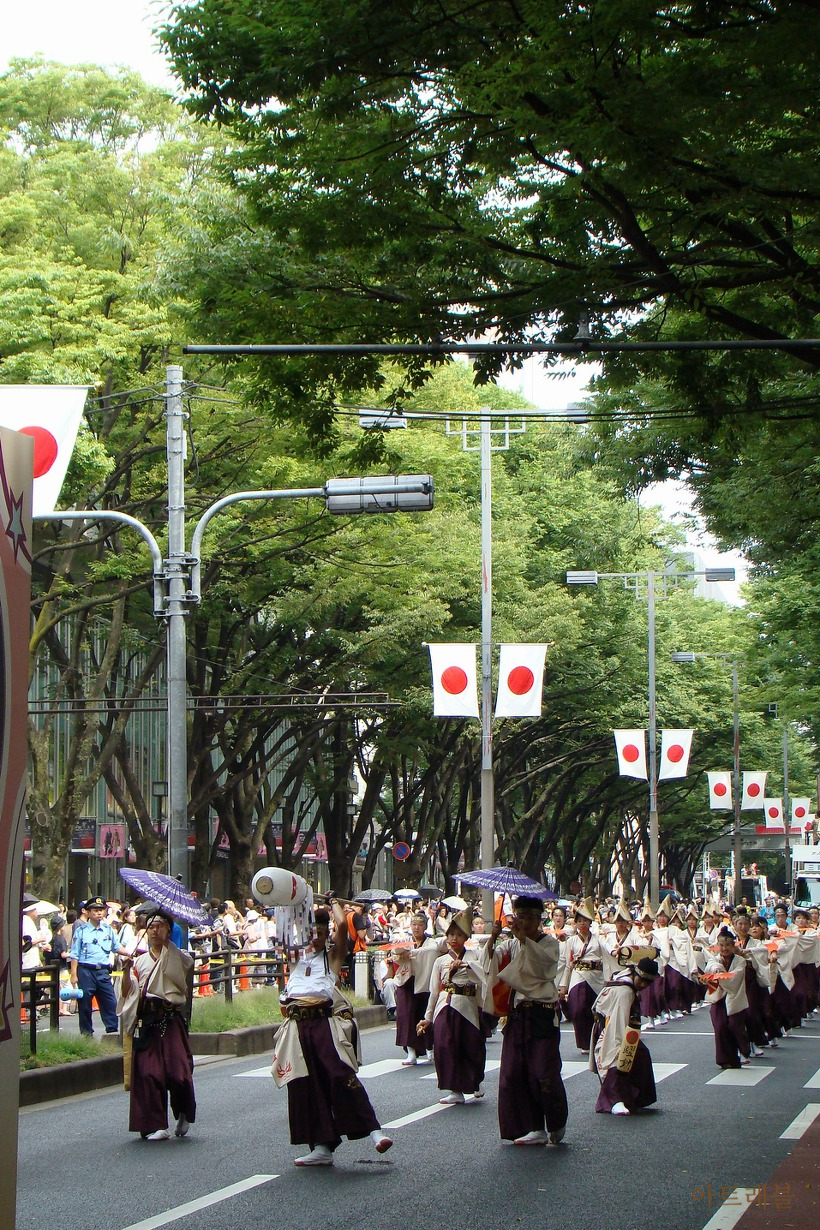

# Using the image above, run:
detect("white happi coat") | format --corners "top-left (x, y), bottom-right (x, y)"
top-left (703, 953), bottom-right (748, 1016)
top-left (425, 946), bottom-right (487, 1028)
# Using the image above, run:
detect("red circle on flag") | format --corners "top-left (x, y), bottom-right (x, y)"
top-left (794, 806), bottom-right (806, 819)
top-left (768, 806), bottom-right (780, 819)
top-left (666, 744), bottom-right (684, 763)
top-left (747, 783), bottom-right (761, 798)
top-left (714, 782), bottom-right (728, 797)
top-left (19, 426), bottom-right (58, 477)
top-left (625, 1028), bottom-right (640, 1045)
top-left (507, 666), bottom-right (534, 695)
top-left (622, 744), bottom-right (640, 763)
top-left (441, 666), bottom-right (468, 695)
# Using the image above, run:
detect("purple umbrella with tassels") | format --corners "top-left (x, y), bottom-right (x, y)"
top-left (457, 866), bottom-right (557, 900)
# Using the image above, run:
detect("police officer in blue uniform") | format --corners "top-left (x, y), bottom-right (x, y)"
top-left (69, 896), bottom-right (127, 1035)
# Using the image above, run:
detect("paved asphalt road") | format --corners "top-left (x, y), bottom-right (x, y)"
top-left (17, 1011), bottom-right (820, 1230)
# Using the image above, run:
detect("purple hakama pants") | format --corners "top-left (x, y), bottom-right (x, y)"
top-left (432, 1003), bottom-right (486, 1094)
top-left (565, 980), bottom-right (597, 1050)
top-left (664, 966), bottom-right (694, 1013)
top-left (498, 1006), bottom-right (568, 1140)
top-left (285, 1016), bottom-right (381, 1149)
top-left (129, 1014), bottom-right (196, 1136)
top-left (395, 979), bottom-right (429, 1054)
top-left (709, 999), bottom-right (750, 1068)
top-left (595, 1042), bottom-right (657, 1113)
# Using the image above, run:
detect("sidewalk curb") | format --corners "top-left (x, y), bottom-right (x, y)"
top-left (19, 1005), bottom-right (388, 1106)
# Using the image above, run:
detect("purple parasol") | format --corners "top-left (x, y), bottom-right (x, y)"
top-left (457, 866), bottom-right (557, 900)
top-left (119, 868), bottom-right (210, 925)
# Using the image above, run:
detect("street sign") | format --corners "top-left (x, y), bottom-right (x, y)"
top-left (393, 842), bottom-right (411, 861)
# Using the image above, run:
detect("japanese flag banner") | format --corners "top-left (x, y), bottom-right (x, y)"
top-left (707, 771), bottom-right (732, 809)
top-left (791, 798), bottom-right (812, 827)
top-left (428, 643), bottom-right (479, 717)
top-left (658, 729), bottom-right (693, 780)
top-left (494, 643), bottom-right (548, 718)
top-left (741, 771), bottom-right (767, 810)
top-left (613, 730), bottom-right (648, 780)
top-left (0, 385), bottom-right (88, 516)
top-left (763, 798), bottom-right (784, 828)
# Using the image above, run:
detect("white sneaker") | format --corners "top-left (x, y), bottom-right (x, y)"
top-left (611, 1102), bottom-right (630, 1116)
top-left (514, 1130), bottom-right (549, 1146)
top-left (439, 1092), bottom-right (465, 1105)
top-left (144, 1129), bottom-right (170, 1141)
top-left (740, 1057), bottom-right (751, 1066)
top-left (548, 1126), bottom-right (566, 1145)
top-left (174, 1115), bottom-right (190, 1137)
top-left (578, 1049), bottom-right (590, 1056)
top-left (673, 1011), bottom-right (684, 1020)
top-left (294, 1146), bottom-right (333, 1166)
top-left (768, 1039), bottom-right (780, 1049)
top-left (371, 1132), bottom-right (393, 1154)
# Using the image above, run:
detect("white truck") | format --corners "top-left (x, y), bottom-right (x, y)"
top-left (791, 844), bottom-right (820, 909)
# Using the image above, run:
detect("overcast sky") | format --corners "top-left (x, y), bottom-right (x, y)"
top-left (2, 1), bottom-right (175, 86)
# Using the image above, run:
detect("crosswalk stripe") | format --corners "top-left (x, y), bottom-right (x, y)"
top-left (420, 1059), bottom-right (501, 1079)
top-left (120, 1176), bottom-right (279, 1230)
top-left (780, 1103), bottom-right (820, 1139)
top-left (706, 1066), bottom-right (774, 1087)
top-left (700, 1189), bottom-right (760, 1230)
top-left (803, 1066), bottom-right (820, 1089)
top-left (654, 1062), bottom-right (687, 1083)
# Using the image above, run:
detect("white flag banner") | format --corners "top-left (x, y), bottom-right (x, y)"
top-left (428, 643), bottom-right (479, 718)
top-left (613, 730), bottom-right (648, 780)
top-left (0, 385), bottom-right (88, 516)
top-left (707, 771), bottom-right (732, 809)
top-left (494, 643), bottom-right (548, 718)
top-left (741, 771), bottom-right (767, 810)
top-left (791, 797), bottom-right (812, 827)
top-left (763, 797), bottom-right (783, 828)
top-left (658, 729), bottom-right (694, 780)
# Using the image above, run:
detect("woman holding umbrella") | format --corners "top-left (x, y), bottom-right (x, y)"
top-left (118, 908), bottom-right (196, 1141)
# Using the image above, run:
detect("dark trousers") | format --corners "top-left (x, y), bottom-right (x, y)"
top-left (76, 965), bottom-right (119, 1034)
top-left (498, 1007), bottom-right (568, 1140)
top-left (286, 1017), bottom-right (380, 1149)
top-left (129, 1014), bottom-right (196, 1135)
top-left (710, 999), bottom-right (750, 1068)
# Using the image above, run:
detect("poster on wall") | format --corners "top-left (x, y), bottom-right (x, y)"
top-left (99, 824), bottom-right (126, 859)
top-left (0, 426), bottom-right (34, 1229)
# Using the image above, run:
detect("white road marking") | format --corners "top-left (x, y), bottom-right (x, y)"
top-left (381, 1103), bottom-right (455, 1129)
top-left (706, 1066), bottom-right (774, 1087)
top-left (358, 1058), bottom-right (406, 1078)
top-left (120, 1175), bottom-right (279, 1230)
top-left (561, 1061), bottom-right (590, 1079)
top-left (803, 1066), bottom-right (820, 1088)
top-left (780, 1102), bottom-right (820, 1139)
top-left (700, 1189), bottom-right (761, 1230)
top-left (654, 1062), bottom-right (687, 1083)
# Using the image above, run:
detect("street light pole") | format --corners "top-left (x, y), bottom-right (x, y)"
top-left (480, 414), bottom-right (495, 919)
top-left (37, 366), bottom-right (434, 885)
top-left (647, 571), bottom-right (660, 909)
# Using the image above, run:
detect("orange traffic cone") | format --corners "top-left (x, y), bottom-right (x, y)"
top-left (238, 963), bottom-right (250, 993)
top-left (197, 962), bottom-right (214, 997)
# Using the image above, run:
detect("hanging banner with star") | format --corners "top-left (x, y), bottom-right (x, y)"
top-left (0, 426), bottom-right (33, 1219)
top-left (0, 385), bottom-right (88, 516)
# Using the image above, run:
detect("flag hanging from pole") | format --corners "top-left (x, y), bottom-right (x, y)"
top-left (763, 798), bottom-right (783, 828)
top-left (494, 644), bottom-right (548, 718)
top-left (658, 729), bottom-right (693, 780)
top-left (0, 386), bottom-right (88, 516)
top-left (741, 771), bottom-right (767, 810)
top-left (707, 771), bottom-right (732, 809)
top-left (428, 643), bottom-right (479, 717)
top-left (791, 797), bottom-right (811, 828)
top-left (613, 730), bottom-right (648, 780)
